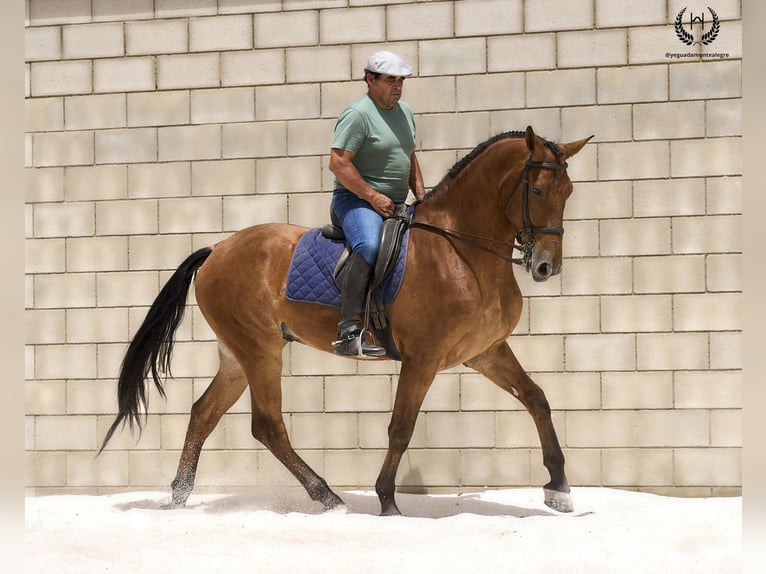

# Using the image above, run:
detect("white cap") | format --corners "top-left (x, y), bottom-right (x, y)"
top-left (365, 50), bottom-right (413, 77)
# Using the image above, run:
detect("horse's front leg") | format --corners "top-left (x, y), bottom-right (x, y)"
top-left (465, 340), bottom-right (573, 513)
top-left (375, 361), bottom-right (437, 516)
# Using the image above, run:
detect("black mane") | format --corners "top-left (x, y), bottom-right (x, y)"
top-left (423, 130), bottom-right (562, 200)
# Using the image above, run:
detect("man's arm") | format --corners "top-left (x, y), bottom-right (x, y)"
top-left (409, 152), bottom-right (426, 201)
top-left (329, 147), bottom-right (395, 217)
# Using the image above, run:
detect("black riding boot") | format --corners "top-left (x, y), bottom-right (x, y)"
top-left (334, 251), bottom-right (386, 357)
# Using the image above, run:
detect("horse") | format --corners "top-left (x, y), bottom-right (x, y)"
top-left (101, 126), bottom-right (592, 516)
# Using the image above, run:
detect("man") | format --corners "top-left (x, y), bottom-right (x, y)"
top-left (329, 50), bottom-right (426, 357)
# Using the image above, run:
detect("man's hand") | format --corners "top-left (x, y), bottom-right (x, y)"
top-left (369, 192), bottom-right (395, 218)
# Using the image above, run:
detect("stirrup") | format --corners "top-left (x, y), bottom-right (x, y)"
top-left (333, 327), bottom-right (386, 358)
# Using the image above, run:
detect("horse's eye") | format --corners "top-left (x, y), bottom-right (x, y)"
top-left (532, 186), bottom-right (543, 197)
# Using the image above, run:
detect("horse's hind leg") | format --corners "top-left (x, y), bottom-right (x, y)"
top-left (244, 347), bottom-right (345, 511)
top-left (170, 343), bottom-right (248, 507)
top-left (465, 341), bottom-right (573, 513)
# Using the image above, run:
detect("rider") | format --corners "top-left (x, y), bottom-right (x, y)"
top-left (329, 50), bottom-right (426, 356)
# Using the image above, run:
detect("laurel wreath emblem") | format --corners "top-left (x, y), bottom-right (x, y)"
top-left (701, 8), bottom-right (720, 45)
top-left (675, 6), bottom-right (720, 46)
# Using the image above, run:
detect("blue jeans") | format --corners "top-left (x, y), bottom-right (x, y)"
top-left (331, 188), bottom-right (383, 266)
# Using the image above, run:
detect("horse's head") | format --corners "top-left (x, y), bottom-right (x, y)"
top-left (506, 126), bottom-right (592, 282)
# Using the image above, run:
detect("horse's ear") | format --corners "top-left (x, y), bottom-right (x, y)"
top-left (561, 135), bottom-right (594, 160)
top-left (525, 125), bottom-right (536, 152)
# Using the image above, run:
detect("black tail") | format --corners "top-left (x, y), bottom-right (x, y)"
top-left (99, 247), bottom-right (213, 453)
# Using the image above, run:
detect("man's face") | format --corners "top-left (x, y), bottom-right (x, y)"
top-left (367, 73), bottom-right (405, 110)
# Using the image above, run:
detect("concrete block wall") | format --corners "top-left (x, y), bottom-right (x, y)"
top-left (26, 0), bottom-right (742, 497)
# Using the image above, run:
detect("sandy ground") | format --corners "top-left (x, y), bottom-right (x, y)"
top-left (25, 487), bottom-right (741, 573)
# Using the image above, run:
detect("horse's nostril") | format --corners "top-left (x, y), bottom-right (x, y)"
top-left (537, 262), bottom-right (552, 277)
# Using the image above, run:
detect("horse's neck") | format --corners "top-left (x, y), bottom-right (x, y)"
top-left (417, 148), bottom-right (524, 243)
top-left (413, 149), bottom-right (525, 301)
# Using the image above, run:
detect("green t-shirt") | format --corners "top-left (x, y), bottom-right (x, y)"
top-left (331, 94), bottom-right (416, 204)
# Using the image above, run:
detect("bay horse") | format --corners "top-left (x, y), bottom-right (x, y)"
top-left (101, 126), bottom-right (591, 516)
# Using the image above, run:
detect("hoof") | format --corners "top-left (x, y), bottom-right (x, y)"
top-left (325, 503), bottom-right (348, 515)
top-left (379, 503), bottom-right (401, 517)
top-left (171, 491), bottom-right (191, 507)
top-left (170, 479), bottom-right (193, 508)
top-left (544, 488), bottom-right (574, 513)
top-left (321, 492), bottom-right (345, 511)
top-left (168, 498), bottom-right (188, 509)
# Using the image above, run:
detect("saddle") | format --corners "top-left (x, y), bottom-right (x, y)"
top-left (322, 203), bottom-right (411, 360)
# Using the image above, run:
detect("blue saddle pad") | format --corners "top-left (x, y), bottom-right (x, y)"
top-left (286, 227), bottom-right (410, 309)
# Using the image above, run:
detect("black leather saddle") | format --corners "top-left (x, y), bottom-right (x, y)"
top-left (321, 203), bottom-right (411, 360)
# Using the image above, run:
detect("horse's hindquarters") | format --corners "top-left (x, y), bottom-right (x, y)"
top-left (194, 224), bottom-right (308, 353)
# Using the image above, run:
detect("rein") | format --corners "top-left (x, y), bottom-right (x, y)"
top-left (398, 154), bottom-right (569, 270)
top-left (392, 217), bottom-right (523, 265)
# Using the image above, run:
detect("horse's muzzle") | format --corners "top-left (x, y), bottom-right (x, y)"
top-left (530, 251), bottom-right (561, 282)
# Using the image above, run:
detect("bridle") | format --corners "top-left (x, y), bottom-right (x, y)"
top-left (501, 153), bottom-right (568, 269)
top-left (395, 153), bottom-right (569, 271)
